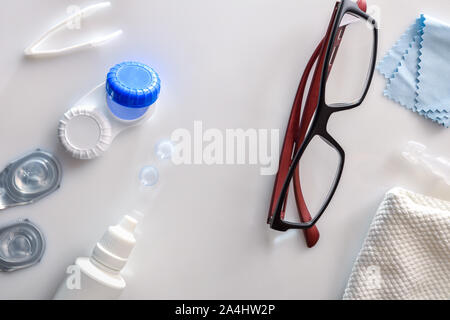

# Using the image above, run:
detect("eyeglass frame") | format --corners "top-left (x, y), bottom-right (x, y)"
top-left (268, 0), bottom-right (378, 233)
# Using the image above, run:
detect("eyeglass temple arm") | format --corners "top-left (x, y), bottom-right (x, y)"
top-left (267, 40), bottom-right (323, 246)
top-left (292, 0), bottom-right (367, 215)
top-left (290, 2), bottom-right (352, 246)
top-left (291, 0), bottom-right (367, 245)
top-left (268, 0), bottom-right (366, 247)
top-left (291, 35), bottom-right (332, 247)
top-left (291, 21), bottom-right (349, 246)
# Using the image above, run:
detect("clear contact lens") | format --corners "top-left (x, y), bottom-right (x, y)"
top-left (7, 234), bottom-right (33, 259)
top-left (155, 141), bottom-right (174, 160)
top-left (139, 166), bottom-right (159, 187)
top-left (13, 159), bottom-right (51, 194)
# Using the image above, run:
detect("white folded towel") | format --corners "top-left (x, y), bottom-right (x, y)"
top-left (343, 188), bottom-right (450, 300)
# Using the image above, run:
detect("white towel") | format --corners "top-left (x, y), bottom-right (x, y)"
top-left (343, 188), bottom-right (450, 300)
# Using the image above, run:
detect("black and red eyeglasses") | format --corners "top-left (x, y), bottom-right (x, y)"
top-left (267, 0), bottom-right (378, 248)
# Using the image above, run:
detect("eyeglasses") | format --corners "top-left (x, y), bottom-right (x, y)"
top-left (267, 0), bottom-right (378, 248)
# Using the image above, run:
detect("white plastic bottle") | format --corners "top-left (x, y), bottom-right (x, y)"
top-left (53, 215), bottom-right (138, 300)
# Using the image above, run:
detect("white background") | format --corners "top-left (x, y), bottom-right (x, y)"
top-left (1, 0), bottom-right (449, 299)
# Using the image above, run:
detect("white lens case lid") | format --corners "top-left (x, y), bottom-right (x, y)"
top-left (59, 105), bottom-right (113, 160)
top-left (59, 83), bottom-right (154, 160)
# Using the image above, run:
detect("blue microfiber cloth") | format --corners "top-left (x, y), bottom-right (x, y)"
top-left (378, 14), bottom-right (450, 127)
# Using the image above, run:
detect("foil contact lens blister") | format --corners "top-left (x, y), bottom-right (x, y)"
top-left (0, 150), bottom-right (62, 210)
top-left (0, 219), bottom-right (46, 272)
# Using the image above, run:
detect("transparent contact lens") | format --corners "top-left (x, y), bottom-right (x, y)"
top-left (14, 159), bottom-right (51, 194)
top-left (6, 234), bottom-right (33, 259)
top-left (139, 166), bottom-right (159, 187)
top-left (0, 220), bottom-right (45, 272)
top-left (155, 141), bottom-right (174, 160)
top-left (0, 150), bottom-right (62, 210)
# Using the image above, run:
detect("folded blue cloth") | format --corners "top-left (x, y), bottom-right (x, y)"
top-left (378, 15), bottom-right (450, 127)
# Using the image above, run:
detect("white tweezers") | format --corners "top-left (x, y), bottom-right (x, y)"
top-left (24, 2), bottom-right (122, 57)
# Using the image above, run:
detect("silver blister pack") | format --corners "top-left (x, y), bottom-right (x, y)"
top-left (0, 150), bottom-right (62, 210)
top-left (0, 219), bottom-right (46, 272)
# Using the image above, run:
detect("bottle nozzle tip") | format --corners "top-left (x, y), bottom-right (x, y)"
top-left (119, 215), bottom-right (138, 233)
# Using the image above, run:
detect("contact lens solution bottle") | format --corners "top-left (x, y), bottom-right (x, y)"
top-left (53, 215), bottom-right (138, 300)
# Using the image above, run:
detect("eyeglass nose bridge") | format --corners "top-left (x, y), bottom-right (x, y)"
top-left (311, 107), bottom-right (346, 162)
top-left (313, 104), bottom-right (361, 142)
top-left (308, 104), bottom-right (334, 137)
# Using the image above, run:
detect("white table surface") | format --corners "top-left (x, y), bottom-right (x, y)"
top-left (1, 0), bottom-right (449, 300)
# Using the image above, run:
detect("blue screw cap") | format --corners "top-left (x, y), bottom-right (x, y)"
top-left (106, 61), bottom-right (161, 108)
